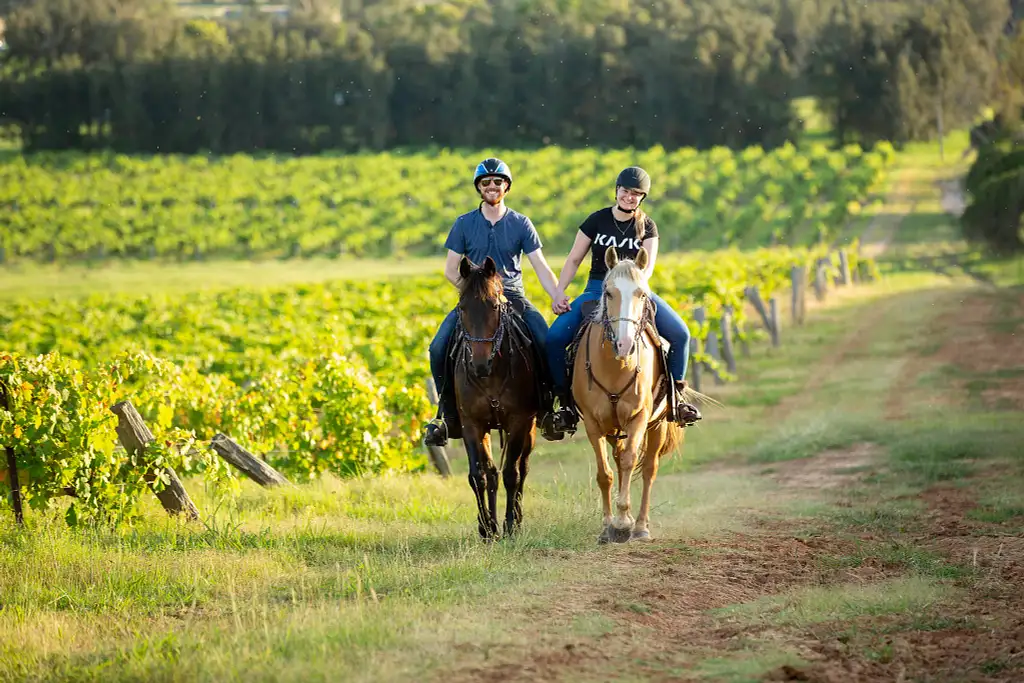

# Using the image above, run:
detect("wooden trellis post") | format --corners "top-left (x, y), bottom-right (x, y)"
top-left (110, 401), bottom-right (199, 520)
top-left (1, 384), bottom-right (24, 525)
top-left (424, 377), bottom-right (453, 478)
top-left (210, 434), bottom-right (291, 487)
top-left (791, 265), bottom-right (807, 325)
top-left (720, 306), bottom-right (738, 374)
top-left (693, 306), bottom-right (724, 385)
top-left (744, 286), bottom-right (780, 347)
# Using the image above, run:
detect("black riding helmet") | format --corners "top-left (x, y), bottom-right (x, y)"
top-left (474, 157), bottom-right (513, 192)
top-left (616, 166), bottom-right (651, 195)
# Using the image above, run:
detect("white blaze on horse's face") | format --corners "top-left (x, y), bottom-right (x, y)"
top-left (611, 275), bottom-right (646, 359)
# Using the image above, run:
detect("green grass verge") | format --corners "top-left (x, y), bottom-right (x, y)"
top-left (0, 256), bottom-right (440, 302)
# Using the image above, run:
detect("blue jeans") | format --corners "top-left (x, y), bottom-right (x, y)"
top-left (545, 279), bottom-right (691, 394)
top-left (428, 288), bottom-right (549, 396)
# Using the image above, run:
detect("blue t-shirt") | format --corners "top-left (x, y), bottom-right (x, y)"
top-left (443, 206), bottom-right (542, 292)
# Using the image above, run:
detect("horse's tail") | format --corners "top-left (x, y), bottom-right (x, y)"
top-left (659, 383), bottom-right (721, 459)
top-left (631, 382), bottom-right (714, 480)
top-left (659, 421), bottom-right (686, 459)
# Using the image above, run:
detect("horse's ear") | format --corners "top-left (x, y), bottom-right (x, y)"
top-left (635, 246), bottom-right (649, 272)
top-left (482, 256), bottom-right (497, 277)
top-left (459, 255), bottom-right (473, 280)
top-left (605, 246), bottom-right (619, 270)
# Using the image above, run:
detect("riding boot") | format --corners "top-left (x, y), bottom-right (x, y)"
top-left (671, 379), bottom-right (703, 426)
top-left (423, 386), bottom-right (462, 447)
top-left (554, 389), bottom-right (579, 433)
top-left (539, 386), bottom-right (566, 441)
top-left (541, 389), bottom-right (578, 439)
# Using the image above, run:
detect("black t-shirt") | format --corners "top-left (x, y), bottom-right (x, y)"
top-left (579, 207), bottom-right (659, 281)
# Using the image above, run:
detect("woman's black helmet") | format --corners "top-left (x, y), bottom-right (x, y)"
top-left (616, 166), bottom-right (651, 195)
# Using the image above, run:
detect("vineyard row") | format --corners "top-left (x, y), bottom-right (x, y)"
top-left (0, 142), bottom-right (894, 262)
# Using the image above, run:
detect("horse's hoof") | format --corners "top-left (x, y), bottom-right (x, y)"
top-left (598, 528), bottom-right (630, 544)
top-left (630, 528), bottom-right (652, 542)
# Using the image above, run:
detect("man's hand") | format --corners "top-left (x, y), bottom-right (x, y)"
top-left (551, 289), bottom-right (571, 314)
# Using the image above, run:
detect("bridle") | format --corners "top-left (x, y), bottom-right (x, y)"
top-left (583, 280), bottom-right (656, 439)
top-left (599, 284), bottom-right (651, 351)
top-left (457, 299), bottom-right (508, 370)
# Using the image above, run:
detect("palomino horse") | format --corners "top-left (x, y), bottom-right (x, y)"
top-left (452, 255), bottom-right (540, 541)
top-left (571, 246), bottom-right (686, 543)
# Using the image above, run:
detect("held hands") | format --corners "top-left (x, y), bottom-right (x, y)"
top-left (551, 289), bottom-right (571, 315)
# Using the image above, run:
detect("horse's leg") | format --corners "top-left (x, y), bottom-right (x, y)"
top-left (581, 414), bottom-right (616, 544)
top-left (502, 418), bottom-right (534, 537)
top-left (480, 431), bottom-right (500, 540)
top-left (517, 420), bottom-right (535, 529)
top-left (611, 417), bottom-right (648, 539)
top-left (464, 425), bottom-right (498, 541)
top-left (632, 425), bottom-right (665, 542)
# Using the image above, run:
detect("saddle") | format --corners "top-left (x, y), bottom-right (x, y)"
top-left (564, 298), bottom-right (674, 431)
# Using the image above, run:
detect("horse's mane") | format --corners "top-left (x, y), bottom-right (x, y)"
top-left (460, 265), bottom-right (503, 303)
top-left (607, 259), bottom-right (649, 287)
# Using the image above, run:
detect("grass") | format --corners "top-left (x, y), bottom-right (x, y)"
top-left (695, 650), bottom-right (809, 683)
top-left (0, 471), bottom-right (594, 681)
top-left (0, 256), bottom-right (440, 302)
top-left (711, 576), bottom-right (952, 628)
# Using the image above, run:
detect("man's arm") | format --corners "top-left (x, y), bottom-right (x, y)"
top-left (444, 249), bottom-right (463, 288)
top-left (526, 248), bottom-right (562, 300)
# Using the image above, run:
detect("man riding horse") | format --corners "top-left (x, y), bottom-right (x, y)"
top-left (423, 157), bottom-right (570, 447)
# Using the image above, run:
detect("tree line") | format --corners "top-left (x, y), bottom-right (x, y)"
top-left (0, 0), bottom-right (1017, 155)
top-left (962, 16), bottom-right (1024, 255)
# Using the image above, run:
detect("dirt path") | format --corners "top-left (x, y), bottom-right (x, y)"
top-left (858, 164), bottom-right (919, 260)
top-left (763, 289), bottom-right (898, 423)
top-left (442, 458), bottom-right (1024, 683)
top-left (938, 178), bottom-right (967, 218)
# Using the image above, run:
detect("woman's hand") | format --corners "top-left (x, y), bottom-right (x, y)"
top-left (551, 289), bottom-right (571, 315)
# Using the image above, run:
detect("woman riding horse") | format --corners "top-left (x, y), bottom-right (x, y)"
top-left (542, 166), bottom-right (702, 436)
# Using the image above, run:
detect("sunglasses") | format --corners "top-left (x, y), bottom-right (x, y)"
top-left (478, 178), bottom-right (505, 187)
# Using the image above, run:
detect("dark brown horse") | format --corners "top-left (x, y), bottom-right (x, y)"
top-left (453, 255), bottom-right (540, 540)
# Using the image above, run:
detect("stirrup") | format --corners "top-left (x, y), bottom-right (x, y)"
top-left (671, 380), bottom-right (700, 426)
top-left (539, 411), bottom-right (566, 441)
top-left (673, 402), bottom-right (702, 427)
top-left (423, 420), bottom-right (449, 447)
